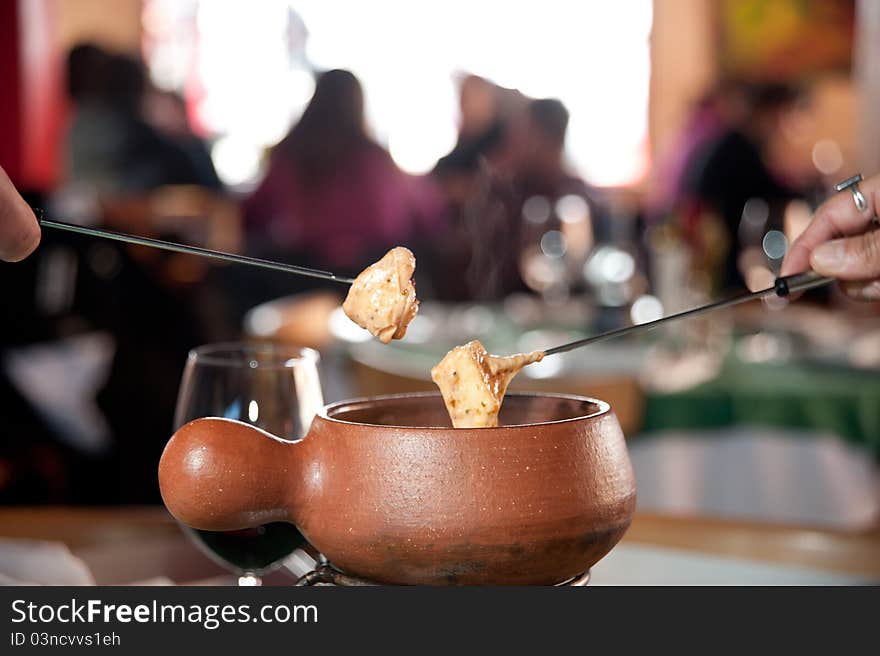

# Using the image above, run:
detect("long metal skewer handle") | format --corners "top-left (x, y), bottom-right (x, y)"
top-left (773, 270), bottom-right (835, 296)
top-left (35, 211), bottom-right (355, 284)
top-left (544, 271), bottom-right (834, 356)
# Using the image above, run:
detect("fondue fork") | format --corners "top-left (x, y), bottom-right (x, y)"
top-left (34, 211), bottom-right (357, 285)
top-left (543, 271), bottom-right (833, 356)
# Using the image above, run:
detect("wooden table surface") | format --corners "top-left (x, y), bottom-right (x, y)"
top-left (1, 506), bottom-right (878, 583)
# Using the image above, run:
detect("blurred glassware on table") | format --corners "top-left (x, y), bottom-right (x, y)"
top-left (430, 94), bottom-right (607, 304)
top-left (244, 291), bottom-right (353, 403)
top-left (640, 213), bottom-right (734, 373)
top-left (172, 343), bottom-right (324, 585)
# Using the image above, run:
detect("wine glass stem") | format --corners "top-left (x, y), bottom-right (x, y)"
top-left (238, 572), bottom-right (262, 586)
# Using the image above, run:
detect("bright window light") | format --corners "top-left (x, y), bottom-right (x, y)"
top-left (144, 1), bottom-right (652, 187)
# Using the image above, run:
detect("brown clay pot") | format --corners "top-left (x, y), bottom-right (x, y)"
top-left (158, 393), bottom-right (636, 585)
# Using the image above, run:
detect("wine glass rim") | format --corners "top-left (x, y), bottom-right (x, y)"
top-left (187, 342), bottom-right (320, 369)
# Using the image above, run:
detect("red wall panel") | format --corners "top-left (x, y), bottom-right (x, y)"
top-left (0, 0), bottom-right (63, 191)
top-left (0, 0), bottom-right (23, 183)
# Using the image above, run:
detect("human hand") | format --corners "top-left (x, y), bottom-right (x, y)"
top-left (0, 166), bottom-right (41, 262)
top-left (781, 173), bottom-right (880, 301)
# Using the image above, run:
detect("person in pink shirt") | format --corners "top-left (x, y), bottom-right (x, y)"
top-left (244, 69), bottom-right (446, 272)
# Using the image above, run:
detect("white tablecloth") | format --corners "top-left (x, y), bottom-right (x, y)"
top-left (629, 427), bottom-right (880, 530)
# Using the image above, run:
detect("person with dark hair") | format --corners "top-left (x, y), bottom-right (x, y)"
top-left (429, 96), bottom-right (602, 302)
top-left (433, 75), bottom-right (521, 182)
top-left (64, 43), bottom-right (120, 191)
top-left (681, 82), bottom-right (807, 290)
top-left (66, 43), bottom-right (111, 103)
top-left (243, 69), bottom-right (446, 272)
top-left (527, 98), bottom-right (569, 147)
top-left (495, 97), bottom-right (597, 201)
top-left (144, 88), bottom-right (222, 190)
top-left (644, 80), bottom-right (750, 225)
top-left (65, 46), bottom-right (204, 193)
top-left (514, 99), bottom-right (581, 190)
top-left (277, 69), bottom-right (367, 185)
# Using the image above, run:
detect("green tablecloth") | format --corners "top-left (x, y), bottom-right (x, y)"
top-left (642, 358), bottom-right (880, 459)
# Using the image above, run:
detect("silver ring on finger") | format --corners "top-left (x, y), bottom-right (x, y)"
top-left (835, 173), bottom-right (870, 214)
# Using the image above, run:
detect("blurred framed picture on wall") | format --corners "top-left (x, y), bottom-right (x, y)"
top-left (718, 0), bottom-right (855, 82)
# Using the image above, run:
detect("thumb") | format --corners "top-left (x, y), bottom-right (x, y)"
top-left (0, 167), bottom-right (41, 262)
top-left (810, 229), bottom-right (880, 281)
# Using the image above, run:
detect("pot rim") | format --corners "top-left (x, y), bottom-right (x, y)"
top-left (317, 391), bottom-right (611, 430)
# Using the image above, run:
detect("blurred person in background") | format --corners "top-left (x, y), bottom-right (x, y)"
top-left (144, 88), bottom-right (223, 191)
top-left (243, 69), bottom-right (446, 274)
top-left (434, 97), bottom-right (603, 302)
top-left (65, 44), bottom-right (207, 194)
top-left (644, 80), bottom-right (750, 226)
top-left (498, 98), bottom-right (590, 198)
top-left (501, 98), bottom-right (605, 226)
top-left (426, 75), bottom-right (519, 301)
top-left (680, 83), bottom-right (810, 291)
top-left (432, 75), bottom-right (524, 210)
top-left (505, 97), bottom-right (604, 281)
top-left (63, 42), bottom-right (114, 190)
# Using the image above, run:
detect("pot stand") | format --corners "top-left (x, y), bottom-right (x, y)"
top-left (294, 561), bottom-right (592, 586)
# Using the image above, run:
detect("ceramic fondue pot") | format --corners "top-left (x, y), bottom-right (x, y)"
top-left (158, 392), bottom-right (636, 585)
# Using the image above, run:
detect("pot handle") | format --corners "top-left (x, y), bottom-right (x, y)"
top-left (158, 417), bottom-right (300, 531)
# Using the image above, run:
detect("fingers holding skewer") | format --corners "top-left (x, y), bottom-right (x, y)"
top-left (781, 173), bottom-right (880, 301)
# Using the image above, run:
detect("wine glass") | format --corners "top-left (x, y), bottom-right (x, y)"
top-left (173, 342), bottom-right (324, 585)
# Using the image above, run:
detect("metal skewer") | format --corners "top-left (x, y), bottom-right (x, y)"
top-left (543, 271), bottom-right (833, 356)
top-left (35, 211), bottom-right (356, 284)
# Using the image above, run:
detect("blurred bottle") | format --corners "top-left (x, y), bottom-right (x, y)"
top-left (647, 220), bottom-right (691, 316)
